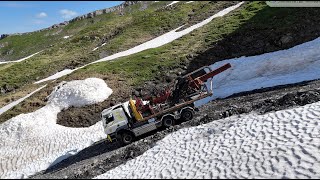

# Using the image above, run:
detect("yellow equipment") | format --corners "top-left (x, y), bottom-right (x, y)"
top-left (129, 98), bottom-right (144, 121)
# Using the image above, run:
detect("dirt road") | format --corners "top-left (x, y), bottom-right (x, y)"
top-left (30, 78), bottom-right (320, 179)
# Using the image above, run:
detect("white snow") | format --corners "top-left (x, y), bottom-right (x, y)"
top-left (194, 36), bottom-right (320, 107)
top-left (34, 69), bottom-right (74, 84)
top-left (95, 101), bottom-right (320, 179)
top-left (0, 51), bottom-right (42, 65)
top-left (92, 42), bottom-right (107, 52)
top-left (34, 2), bottom-right (244, 84)
top-left (0, 85), bottom-right (47, 116)
top-left (186, 1), bottom-right (194, 4)
top-left (0, 78), bottom-right (113, 179)
top-left (63, 36), bottom-right (70, 39)
top-left (166, 1), bottom-right (179, 7)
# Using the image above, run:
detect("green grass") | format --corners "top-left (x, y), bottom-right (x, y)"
top-left (68, 1), bottom-right (320, 88)
top-left (69, 1), bottom-right (259, 86)
top-left (0, 1), bottom-right (235, 90)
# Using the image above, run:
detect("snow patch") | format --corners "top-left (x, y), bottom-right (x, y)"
top-left (34, 69), bottom-right (74, 84)
top-left (0, 51), bottom-right (43, 65)
top-left (33, 2), bottom-right (244, 84)
top-left (194, 35), bottom-right (320, 107)
top-left (0, 78), bottom-right (113, 179)
top-left (166, 1), bottom-right (179, 7)
top-left (63, 36), bottom-right (70, 39)
top-left (186, 1), bottom-right (194, 4)
top-left (95, 101), bottom-right (320, 179)
top-left (92, 42), bottom-right (107, 52)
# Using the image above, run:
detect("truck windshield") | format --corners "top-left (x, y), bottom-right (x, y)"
top-left (103, 113), bottom-right (114, 124)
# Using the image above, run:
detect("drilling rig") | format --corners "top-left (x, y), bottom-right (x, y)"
top-left (101, 63), bottom-right (232, 145)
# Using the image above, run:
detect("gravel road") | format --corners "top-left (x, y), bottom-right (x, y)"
top-left (30, 79), bottom-right (320, 179)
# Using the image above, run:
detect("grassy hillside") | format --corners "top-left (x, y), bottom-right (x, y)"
top-left (0, 1), bottom-right (237, 93)
top-left (1, 1), bottom-right (320, 125)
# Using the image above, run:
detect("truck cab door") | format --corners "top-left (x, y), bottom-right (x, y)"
top-left (104, 107), bottom-right (129, 135)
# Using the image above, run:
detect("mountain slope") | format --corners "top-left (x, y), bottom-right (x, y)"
top-left (0, 1), bottom-right (320, 179)
top-left (1, 1), bottom-right (320, 125)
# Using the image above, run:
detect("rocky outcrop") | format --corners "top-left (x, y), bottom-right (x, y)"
top-left (0, 34), bottom-right (9, 40)
top-left (69, 1), bottom-right (142, 22)
top-left (40, 1), bottom-right (144, 32)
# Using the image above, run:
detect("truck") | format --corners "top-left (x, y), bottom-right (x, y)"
top-left (101, 63), bottom-right (232, 145)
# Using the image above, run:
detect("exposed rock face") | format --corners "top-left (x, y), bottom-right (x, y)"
top-left (69, 1), bottom-right (142, 22)
top-left (0, 34), bottom-right (9, 40)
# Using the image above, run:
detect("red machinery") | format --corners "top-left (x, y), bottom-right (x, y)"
top-left (135, 63), bottom-right (232, 117)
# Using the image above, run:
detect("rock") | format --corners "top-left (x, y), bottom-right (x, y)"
top-left (0, 84), bottom-right (15, 94)
top-left (133, 90), bottom-right (140, 97)
top-left (279, 34), bottom-right (293, 46)
top-left (99, 51), bottom-right (109, 59)
top-left (0, 34), bottom-right (9, 40)
top-left (6, 49), bottom-right (14, 55)
top-left (165, 74), bottom-right (174, 83)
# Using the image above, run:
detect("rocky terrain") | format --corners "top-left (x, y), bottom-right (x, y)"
top-left (30, 78), bottom-right (320, 179)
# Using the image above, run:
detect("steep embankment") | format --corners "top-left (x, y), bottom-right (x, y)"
top-left (54, 1), bottom-right (320, 128)
top-left (30, 78), bottom-right (320, 179)
top-left (0, 1), bottom-right (241, 123)
top-left (0, 1), bottom-right (242, 121)
top-left (0, 1), bottom-right (235, 93)
top-left (1, 1), bottom-right (320, 179)
top-left (1, 1), bottom-right (320, 125)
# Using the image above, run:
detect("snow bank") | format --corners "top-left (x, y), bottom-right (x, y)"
top-left (34, 69), bottom-right (74, 84)
top-left (95, 101), bottom-right (320, 179)
top-left (166, 1), bottom-right (179, 7)
top-left (33, 2), bottom-right (244, 84)
top-left (92, 42), bottom-right (107, 52)
top-left (0, 85), bottom-right (47, 116)
top-left (194, 36), bottom-right (320, 107)
top-left (0, 51), bottom-right (42, 65)
top-left (0, 78), bottom-right (113, 179)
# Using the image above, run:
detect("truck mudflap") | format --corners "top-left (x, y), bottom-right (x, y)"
top-left (107, 134), bottom-right (113, 142)
top-left (107, 133), bottom-right (118, 142)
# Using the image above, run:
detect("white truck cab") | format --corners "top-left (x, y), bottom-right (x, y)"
top-left (100, 64), bottom-right (232, 145)
top-left (101, 102), bottom-right (130, 135)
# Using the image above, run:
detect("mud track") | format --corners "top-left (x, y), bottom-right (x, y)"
top-left (29, 78), bottom-right (320, 179)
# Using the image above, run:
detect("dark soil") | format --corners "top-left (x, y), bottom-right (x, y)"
top-left (56, 74), bottom-right (132, 127)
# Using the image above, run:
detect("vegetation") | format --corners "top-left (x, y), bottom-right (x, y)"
top-left (0, 1), bottom-right (233, 90)
top-left (1, 1), bottom-right (320, 123)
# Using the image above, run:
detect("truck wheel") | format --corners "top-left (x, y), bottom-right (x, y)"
top-left (181, 108), bottom-right (194, 121)
top-left (163, 116), bottom-right (175, 127)
top-left (120, 131), bottom-right (134, 145)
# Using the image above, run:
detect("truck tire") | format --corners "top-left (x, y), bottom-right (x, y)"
top-left (181, 108), bottom-right (194, 121)
top-left (120, 131), bottom-right (134, 145)
top-left (163, 116), bottom-right (175, 127)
